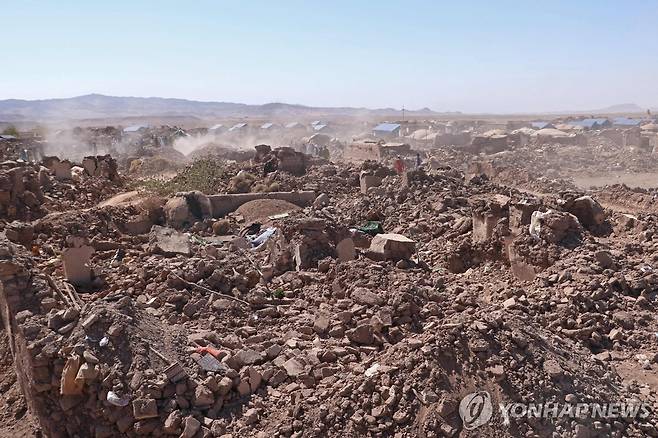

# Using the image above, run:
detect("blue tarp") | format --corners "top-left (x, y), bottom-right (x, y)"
top-left (373, 123), bottom-right (401, 133)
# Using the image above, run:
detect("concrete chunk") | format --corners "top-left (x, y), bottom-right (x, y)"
top-left (148, 225), bottom-right (191, 256)
top-left (61, 245), bottom-right (95, 286)
top-left (368, 233), bottom-right (415, 261)
top-left (132, 398), bottom-right (158, 420)
top-left (283, 357), bottom-right (306, 377)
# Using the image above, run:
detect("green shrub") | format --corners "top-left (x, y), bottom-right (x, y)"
top-left (129, 158), bottom-right (228, 196)
top-left (1, 125), bottom-right (19, 137)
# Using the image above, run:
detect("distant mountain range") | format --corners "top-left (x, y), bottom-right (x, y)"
top-left (594, 103), bottom-right (646, 113)
top-left (0, 94), bottom-right (651, 122)
top-left (0, 94), bottom-right (447, 122)
top-left (566, 103), bottom-right (648, 114)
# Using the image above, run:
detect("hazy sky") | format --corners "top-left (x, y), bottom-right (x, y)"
top-left (3, 0), bottom-right (658, 113)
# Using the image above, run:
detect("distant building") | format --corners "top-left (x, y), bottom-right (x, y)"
top-left (285, 122), bottom-right (304, 129)
top-left (612, 117), bottom-right (644, 127)
top-left (372, 123), bottom-right (401, 138)
top-left (208, 123), bottom-right (224, 133)
top-left (344, 140), bottom-right (411, 162)
top-left (123, 124), bottom-right (149, 134)
top-left (535, 128), bottom-right (586, 146)
top-left (506, 121), bottom-right (529, 130)
top-left (228, 122), bottom-right (248, 132)
top-left (530, 121), bottom-right (555, 130)
top-left (313, 124), bottom-right (331, 133)
top-left (471, 129), bottom-right (509, 154)
top-left (305, 133), bottom-right (332, 147)
top-left (433, 132), bottom-right (471, 147)
top-left (569, 118), bottom-right (611, 130)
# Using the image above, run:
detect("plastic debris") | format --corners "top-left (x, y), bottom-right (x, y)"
top-left (106, 391), bottom-right (130, 407)
top-left (247, 227), bottom-right (276, 248)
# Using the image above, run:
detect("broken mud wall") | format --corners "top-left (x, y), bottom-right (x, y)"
top-left (274, 147), bottom-right (307, 175)
top-left (0, 163), bottom-right (46, 221)
top-left (466, 160), bottom-right (501, 182)
top-left (597, 129), bottom-right (624, 146)
top-left (0, 235), bottom-right (167, 437)
top-left (0, 238), bottom-right (63, 436)
top-left (0, 236), bottom-right (193, 437)
top-left (82, 155), bottom-right (120, 182)
top-left (536, 134), bottom-right (586, 146)
top-left (623, 128), bottom-right (642, 148)
top-left (470, 135), bottom-right (509, 154)
top-left (433, 132), bottom-right (471, 147)
top-left (343, 142), bottom-right (383, 162)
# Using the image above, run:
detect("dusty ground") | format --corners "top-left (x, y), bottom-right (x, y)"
top-left (573, 172), bottom-right (658, 190)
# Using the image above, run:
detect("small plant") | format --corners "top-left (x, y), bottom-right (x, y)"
top-left (129, 158), bottom-right (228, 196)
top-left (1, 125), bottom-right (19, 137)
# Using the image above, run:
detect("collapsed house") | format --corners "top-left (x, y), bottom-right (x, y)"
top-left (568, 118), bottom-right (611, 130)
top-left (534, 128), bottom-right (586, 146)
top-left (372, 123), bottom-right (401, 139)
top-left (343, 140), bottom-right (411, 162)
top-left (254, 145), bottom-right (308, 176)
top-left (470, 129), bottom-right (509, 154)
top-left (432, 131), bottom-right (471, 147)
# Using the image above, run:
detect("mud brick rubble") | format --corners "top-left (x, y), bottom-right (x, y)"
top-left (3, 138), bottom-right (658, 438)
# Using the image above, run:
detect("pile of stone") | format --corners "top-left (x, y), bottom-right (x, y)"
top-left (3, 143), bottom-right (658, 438)
top-left (82, 155), bottom-right (121, 182)
top-left (0, 162), bottom-right (47, 221)
top-left (255, 144), bottom-right (308, 176)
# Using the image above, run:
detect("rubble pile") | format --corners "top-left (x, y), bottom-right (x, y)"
top-left (124, 154), bottom-right (187, 176)
top-left (254, 145), bottom-right (308, 176)
top-left (0, 154), bottom-right (124, 223)
top-left (0, 162), bottom-right (46, 221)
top-left (435, 133), bottom-right (658, 195)
top-left (188, 144), bottom-right (255, 162)
top-left (2, 141), bottom-right (658, 437)
top-left (42, 157), bottom-right (124, 212)
top-left (82, 155), bottom-right (121, 182)
top-left (592, 184), bottom-right (658, 215)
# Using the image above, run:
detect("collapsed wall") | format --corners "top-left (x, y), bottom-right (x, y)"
top-left (0, 163), bottom-right (47, 221)
top-left (0, 236), bottom-right (183, 437)
top-left (0, 237), bottom-right (63, 436)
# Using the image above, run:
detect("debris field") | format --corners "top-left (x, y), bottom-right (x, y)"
top-left (2, 124), bottom-right (658, 438)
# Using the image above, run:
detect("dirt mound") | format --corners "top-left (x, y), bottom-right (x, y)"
top-left (593, 184), bottom-right (658, 214)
